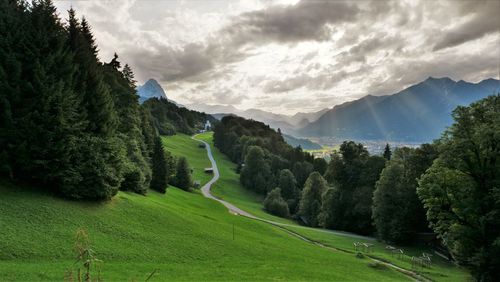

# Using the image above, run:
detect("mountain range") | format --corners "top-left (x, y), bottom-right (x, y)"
top-left (140, 77), bottom-right (499, 143)
top-left (298, 77), bottom-right (499, 141)
top-left (187, 103), bottom-right (329, 133)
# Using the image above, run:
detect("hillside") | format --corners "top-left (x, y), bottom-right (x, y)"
top-left (197, 132), bottom-right (470, 281)
top-left (143, 98), bottom-right (216, 135)
top-left (195, 132), bottom-right (470, 282)
top-left (299, 77), bottom-right (499, 141)
top-left (0, 136), bottom-right (409, 281)
top-left (283, 134), bottom-right (322, 150)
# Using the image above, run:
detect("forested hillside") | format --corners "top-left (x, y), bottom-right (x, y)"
top-left (0, 1), bottom-right (200, 200)
top-left (143, 98), bottom-right (215, 136)
top-left (214, 96), bottom-right (500, 280)
top-left (213, 116), bottom-right (325, 216)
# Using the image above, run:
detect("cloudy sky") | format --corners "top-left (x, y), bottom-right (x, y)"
top-left (54, 0), bottom-right (500, 115)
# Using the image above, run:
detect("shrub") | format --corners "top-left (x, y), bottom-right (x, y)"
top-left (264, 188), bottom-right (290, 218)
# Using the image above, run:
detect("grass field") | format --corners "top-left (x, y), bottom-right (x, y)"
top-left (194, 132), bottom-right (471, 282)
top-left (161, 134), bottom-right (212, 187)
top-left (195, 133), bottom-right (295, 225)
top-left (0, 134), bottom-right (410, 281)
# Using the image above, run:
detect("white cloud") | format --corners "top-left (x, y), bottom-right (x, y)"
top-left (54, 0), bottom-right (500, 115)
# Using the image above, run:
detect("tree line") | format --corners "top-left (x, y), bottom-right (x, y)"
top-left (214, 96), bottom-right (499, 280)
top-left (213, 116), bottom-right (327, 213)
top-left (142, 98), bottom-right (216, 136)
top-left (0, 0), bottom-right (196, 199)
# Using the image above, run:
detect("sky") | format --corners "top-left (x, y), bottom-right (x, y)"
top-left (54, 0), bottom-right (500, 115)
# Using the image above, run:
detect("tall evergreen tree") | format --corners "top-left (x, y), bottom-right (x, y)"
top-left (68, 10), bottom-right (117, 136)
top-left (150, 137), bottom-right (168, 193)
top-left (383, 143), bottom-right (392, 160)
top-left (174, 157), bottom-right (192, 191)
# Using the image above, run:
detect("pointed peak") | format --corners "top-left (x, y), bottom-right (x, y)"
top-left (137, 78), bottom-right (167, 100)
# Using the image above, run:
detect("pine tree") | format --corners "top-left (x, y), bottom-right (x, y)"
top-left (174, 157), bottom-right (192, 191)
top-left (150, 137), bottom-right (168, 193)
top-left (11, 0), bottom-right (82, 188)
top-left (109, 52), bottom-right (121, 70)
top-left (68, 11), bottom-right (117, 136)
top-left (383, 143), bottom-right (391, 160)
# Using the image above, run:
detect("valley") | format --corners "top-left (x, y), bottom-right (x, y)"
top-left (1, 133), bottom-right (414, 281)
top-left (1, 1), bottom-right (498, 281)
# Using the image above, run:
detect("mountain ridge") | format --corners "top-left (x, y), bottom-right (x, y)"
top-left (298, 77), bottom-right (499, 141)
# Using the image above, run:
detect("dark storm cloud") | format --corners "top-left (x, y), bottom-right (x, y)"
top-left (128, 43), bottom-right (214, 82)
top-left (222, 0), bottom-right (359, 45)
top-left (433, 0), bottom-right (500, 51)
top-left (127, 0), bottom-right (362, 82)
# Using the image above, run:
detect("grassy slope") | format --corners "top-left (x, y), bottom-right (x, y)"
top-left (195, 132), bottom-right (470, 282)
top-left (161, 134), bottom-right (212, 187)
top-left (195, 133), bottom-right (295, 225)
top-left (0, 135), bottom-right (407, 281)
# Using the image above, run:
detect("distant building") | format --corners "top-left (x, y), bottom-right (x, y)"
top-left (204, 120), bottom-right (211, 131)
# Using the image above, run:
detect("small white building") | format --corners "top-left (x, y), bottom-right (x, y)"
top-left (204, 120), bottom-right (211, 131)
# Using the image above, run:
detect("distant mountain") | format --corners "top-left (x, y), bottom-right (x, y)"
top-left (137, 79), bottom-right (167, 102)
top-left (289, 108), bottom-right (330, 127)
top-left (299, 77), bottom-right (499, 142)
top-left (137, 79), bottom-right (183, 106)
top-left (188, 103), bottom-right (328, 134)
top-left (283, 134), bottom-right (322, 150)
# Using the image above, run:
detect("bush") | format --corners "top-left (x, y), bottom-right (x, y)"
top-left (120, 168), bottom-right (145, 194)
top-left (263, 188), bottom-right (290, 218)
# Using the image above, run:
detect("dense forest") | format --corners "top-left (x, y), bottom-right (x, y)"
top-left (143, 98), bottom-right (215, 136)
top-left (0, 0), bottom-right (199, 199)
top-left (213, 116), bottom-right (325, 213)
top-left (215, 96), bottom-right (500, 280)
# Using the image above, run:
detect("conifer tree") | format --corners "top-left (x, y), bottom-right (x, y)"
top-left (150, 137), bottom-right (168, 193)
top-left (174, 157), bottom-right (192, 191)
top-left (68, 11), bottom-right (117, 136)
top-left (383, 143), bottom-right (391, 160)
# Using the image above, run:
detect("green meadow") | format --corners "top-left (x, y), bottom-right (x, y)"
top-left (0, 133), bottom-right (409, 281)
top-left (194, 132), bottom-right (471, 282)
